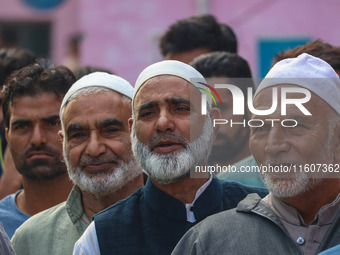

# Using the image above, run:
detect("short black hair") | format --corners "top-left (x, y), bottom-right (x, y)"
top-left (190, 51), bottom-right (254, 93)
top-left (2, 59), bottom-right (76, 128)
top-left (0, 48), bottom-right (36, 86)
top-left (273, 39), bottom-right (340, 70)
top-left (73, 66), bottom-right (113, 80)
top-left (159, 15), bottom-right (237, 57)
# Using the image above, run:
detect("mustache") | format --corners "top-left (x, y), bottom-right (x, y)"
top-left (148, 133), bottom-right (188, 148)
top-left (24, 144), bottom-right (58, 157)
top-left (79, 155), bottom-right (122, 168)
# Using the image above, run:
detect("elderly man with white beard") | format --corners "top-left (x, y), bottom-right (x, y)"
top-left (11, 72), bottom-right (144, 255)
top-left (73, 60), bottom-right (268, 255)
top-left (172, 53), bottom-right (340, 255)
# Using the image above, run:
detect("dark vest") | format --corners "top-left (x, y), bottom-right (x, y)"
top-left (94, 178), bottom-right (268, 255)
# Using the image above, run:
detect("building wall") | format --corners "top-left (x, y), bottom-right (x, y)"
top-left (0, 0), bottom-right (79, 63)
top-left (79, 0), bottom-right (200, 82)
top-left (79, 0), bottom-right (340, 83)
top-left (211, 0), bottom-right (340, 77)
top-left (1, 0), bottom-right (340, 84)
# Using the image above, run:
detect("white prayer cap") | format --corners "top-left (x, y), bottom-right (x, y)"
top-left (60, 72), bottom-right (133, 116)
top-left (133, 60), bottom-right (211, 105)
top-left (255, 53), bottom-right (340, 115)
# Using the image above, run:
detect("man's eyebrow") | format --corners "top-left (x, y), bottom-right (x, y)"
top-left (11, 119), bottom-right (30, 126)
top-left (66, 123), bottom-right (85, 136)
top-left (138, 101), bottom-right (157, 112)
top-left (42, 115), bottom-right (60, 122)
top-left (138, 98), bottom-right (191, 113)
top-left (165, 97), bottom-right (190, 105)
top-left (99, 118), bottom-right (123, 128)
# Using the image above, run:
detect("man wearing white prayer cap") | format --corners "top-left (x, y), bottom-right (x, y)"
top-left (74, 60), bottom-right (268, 255)
top-left (173, 53), bottom-right (340, 255)
top-left (11, 72), bottom-right (144, 255)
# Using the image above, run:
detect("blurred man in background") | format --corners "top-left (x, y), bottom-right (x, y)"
top-left (0, 59), bottom-right (75, 238)
top-left (190, 51), bottom-right (265, 188)
top-left (273, 39), bottom-right (340, 75)
top-left (159, 14), bottom-right (237, 63)
top-left (0, 48), bottom-right (37, 199)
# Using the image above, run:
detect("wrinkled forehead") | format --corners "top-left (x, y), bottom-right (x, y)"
top-left (134, 74), bottom-right (199, 97)
top-left (133, 75), bottom-right (201, 111)
top-left (62, 90), bottom-right (132, 125)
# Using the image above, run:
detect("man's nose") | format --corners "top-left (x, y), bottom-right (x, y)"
top-left (30, 124), bottom-right (47, 146)
top-left (85, 132), bottom-right (106, 157)
top-left (155, 110), bottom-right (175, 133)
top-left (264, 127), bottom-right (290, 157)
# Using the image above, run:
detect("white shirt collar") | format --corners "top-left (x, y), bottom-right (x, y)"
top-left (185, 175), bottom-right (213, 223)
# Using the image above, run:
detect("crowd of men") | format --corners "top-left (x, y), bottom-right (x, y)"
top-left (0, 14), bottom-right (338, 255)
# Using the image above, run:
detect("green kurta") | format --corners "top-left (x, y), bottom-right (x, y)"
top-left (11, 186), bottom-right (90, 255)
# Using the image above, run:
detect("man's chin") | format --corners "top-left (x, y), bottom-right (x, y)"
top-left (24, 168), bottom-right (66, 180)
top-left (84, 173), bottom-right (107, 183)
top-left (264, 176), bottom-right (309, 198)
top-left (149, 170), bottom-right (190, 185)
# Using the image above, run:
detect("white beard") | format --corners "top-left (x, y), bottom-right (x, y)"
top-left (263, 169), bottom-right (309, 198)
top-left (64, 146), bottom-right (141, 196)
top-left (131, 115), bottom-right (214, 184)
top-left (262, 141), bottom-right (333, 198)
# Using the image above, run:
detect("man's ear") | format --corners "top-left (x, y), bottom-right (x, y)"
top-left (58, 130), bottom-right (64, 145)
top-left (209, 107), bottom-right (221, 138)
top-left (128, 118), bottom-right (134, 135)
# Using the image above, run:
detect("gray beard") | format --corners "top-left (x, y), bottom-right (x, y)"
top-left (64, 149), bottom-right (142, 196)
top-left (262, 141), bottom-right (333, 198)
top-left (131, 115), bottom-right (214, 184)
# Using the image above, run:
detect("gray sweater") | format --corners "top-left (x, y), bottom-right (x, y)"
top-left (172, 193), bottom-right (340, 255)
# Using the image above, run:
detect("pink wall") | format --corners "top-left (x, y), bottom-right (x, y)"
top-left (0, 0), bottom-right (79, 63)
top-left (79, 0), bottom-right (201, 83)
top-left (1, 0), bottom-right (340, 84)
top-left (79, 0), bottom-right (340, 84)
top-left (211, 0), bottom-right (340, 77)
